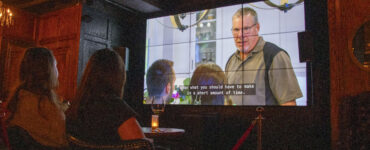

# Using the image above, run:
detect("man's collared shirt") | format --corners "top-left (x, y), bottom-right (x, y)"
top-left (225, 37), bottom-right (303, 105)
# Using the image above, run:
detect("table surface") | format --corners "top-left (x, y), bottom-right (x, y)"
top-left (142, 127), bottom-right (185, 138)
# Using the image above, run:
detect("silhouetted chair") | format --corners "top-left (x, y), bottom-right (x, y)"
top-left (0, 107), bottom-right (10, 149)
top-left (7, 125), bottom-right (58, 150)
top-left (67, 134), bottom-right (154, 150)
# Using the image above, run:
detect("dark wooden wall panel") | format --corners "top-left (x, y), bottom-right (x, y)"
top-left (38, 15), bottom-right (59, 40)
top-left (0, 9), bottom-right (37, 100)
top-left (1, 4), bottom-right (82, 101)
top-left (4, 8), bottom-right (37, 42)
top-left (0, 28), bottom-right (2, 100)
top-left (84, 15), bottom-right (109, 39)
top-left (37, 4), bottom-right (82, 101)
top-left (1, 42), bottom-right (28, 98)
top-left (77, 1), bottom-right (128, 83)
top-left (328, 0), bottom-right (370, 149)
top-left (0, 28), bottom-right (2, 49)
top-left (78, 11), bottom-right (110, 76)
top-left (59, 8), bottom-right (81, 37)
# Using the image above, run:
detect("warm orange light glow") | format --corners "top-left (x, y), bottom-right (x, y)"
top-left (151, 115), bottom-right (159, 130)
top-left (0, 1), bottom-right (14, 27)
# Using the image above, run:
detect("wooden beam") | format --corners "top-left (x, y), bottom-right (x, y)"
top-left (142, 0), bottom-right (165, 10)
top-left (105, 0), bottom-right (142, 14)
top-left (15, 0), bottom-right (51, 9)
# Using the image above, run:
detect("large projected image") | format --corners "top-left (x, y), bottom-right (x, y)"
top-left (144, 1), bottom-right (306, 106)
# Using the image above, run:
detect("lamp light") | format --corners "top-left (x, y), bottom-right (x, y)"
top-left (0, 0), bottom-right (13, 27)
top-left (151, 114), bottom-right (159, 131)
top-left (199, 23), bottom-right (203, 28)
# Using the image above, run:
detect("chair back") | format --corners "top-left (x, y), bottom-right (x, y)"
top-left (7, 126), bottom-right (55, 150)
top-left (0, 105), bottom-right (10, 149)
top-left (67, 135), bottom-right (154, 150)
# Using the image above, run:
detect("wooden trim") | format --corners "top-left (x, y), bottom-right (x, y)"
top-left (15, 0), bottom-right (50, 9)
top-left (39, 34), bottom-right (77, 45)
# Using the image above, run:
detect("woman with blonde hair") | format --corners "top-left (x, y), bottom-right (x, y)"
top-left (5, 47), bottom-right (67, 149)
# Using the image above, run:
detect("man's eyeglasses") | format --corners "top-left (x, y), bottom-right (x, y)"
top-left (232, 23), bottom-right (257, 34)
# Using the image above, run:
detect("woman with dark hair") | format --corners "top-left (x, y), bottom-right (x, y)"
top-left (66, 49), bottom-right (145, 145)
top-left (4, 47), bottom-right (68, 148)
top-left (190, 63), bottom-right (229, 105)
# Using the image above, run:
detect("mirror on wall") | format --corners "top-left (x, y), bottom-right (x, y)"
top-left (352, 20), bottom-right (370, 69)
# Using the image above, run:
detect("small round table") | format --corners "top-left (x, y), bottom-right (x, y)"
top-left (142, 127), bottom-right (185, 138)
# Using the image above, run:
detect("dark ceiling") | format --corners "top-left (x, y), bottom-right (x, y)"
top-left (3, 0), bottom-right (257, 17)
top-left (3, 0), bottom-right (80, 14)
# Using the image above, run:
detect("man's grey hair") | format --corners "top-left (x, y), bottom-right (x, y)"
top-left (232, 7), bottom-right (258, 24)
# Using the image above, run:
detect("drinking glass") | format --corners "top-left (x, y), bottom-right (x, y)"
top-left (151, 96), bottom-right (165, 115)
top-left (151, 96), bottom-right (165, 132)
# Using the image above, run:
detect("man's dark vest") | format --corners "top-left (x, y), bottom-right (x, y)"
top-left (225, 42), bottom-right (288, 105)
